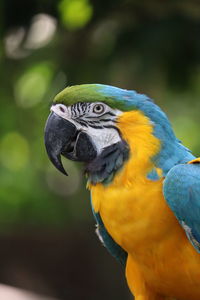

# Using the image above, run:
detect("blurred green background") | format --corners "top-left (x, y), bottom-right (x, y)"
top-left (0, 0), bottom-right (200, 299)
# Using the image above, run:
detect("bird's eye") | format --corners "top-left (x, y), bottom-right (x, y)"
top-left (93, 104), bottom-right (105, 114)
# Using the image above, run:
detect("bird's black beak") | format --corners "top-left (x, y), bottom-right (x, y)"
top-left (44, 112), bottom-right (97, 175)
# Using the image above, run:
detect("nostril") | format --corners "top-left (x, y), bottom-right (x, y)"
top-left (59, 105), bottom-right (65, 113)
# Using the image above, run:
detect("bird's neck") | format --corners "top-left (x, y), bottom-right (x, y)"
top-left (102, 110), bottom-right (194, 187)
top-left (87, 110), bottom-right (194, 188)
top-left (110, 110), bottom-right (162, 187)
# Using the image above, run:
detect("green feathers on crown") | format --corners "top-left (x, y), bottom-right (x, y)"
top-left (53, 84), bottom-right (138, 111)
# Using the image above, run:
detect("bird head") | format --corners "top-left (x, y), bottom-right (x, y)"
top-left (44, 84), bottom-right (187, 185)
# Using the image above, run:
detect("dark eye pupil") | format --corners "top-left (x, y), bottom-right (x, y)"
top-left (94, 104), bottom-right (104, 113)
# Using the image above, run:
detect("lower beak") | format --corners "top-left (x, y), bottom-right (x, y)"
top-left (44, 112), bottom-right (97, 175)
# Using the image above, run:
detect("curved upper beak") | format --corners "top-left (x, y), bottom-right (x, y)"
top-left (44, 112), bottom-right (77, 176)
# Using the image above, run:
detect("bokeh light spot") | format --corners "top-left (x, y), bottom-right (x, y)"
top-left (4, 27), bottom-right (29, 59)
top-left (15, 62), bottom-right (54, 108)
top-left (0, 132), bottom-right (30, 171)
top-left (25, 14), bottom-right (57, 49)
top-left (58, 0), bottom-right (93, 30)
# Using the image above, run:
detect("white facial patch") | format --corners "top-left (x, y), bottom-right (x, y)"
top-left (51, 103), bottom-right (123, 154)
top-left (82, 125), bottom-right (121, 154)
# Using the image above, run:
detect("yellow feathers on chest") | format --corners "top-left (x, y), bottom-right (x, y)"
top-left (90, 111), bottom-right (200, 300)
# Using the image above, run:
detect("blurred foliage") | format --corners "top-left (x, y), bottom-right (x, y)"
top-left (0, 0), bottom-right (200, 231)
top-left (59, 0), bottom-right (93, 30)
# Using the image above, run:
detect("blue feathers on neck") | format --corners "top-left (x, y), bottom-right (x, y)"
top-left (99, 85), bottom-right (195, 175)
top-left (138, 101), bottom-right (195, 175)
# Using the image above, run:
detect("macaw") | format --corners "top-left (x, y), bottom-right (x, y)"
top-left (44, 84), bottom-right (200, 300)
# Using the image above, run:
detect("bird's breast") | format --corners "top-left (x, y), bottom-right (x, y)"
top-left (91, 178), bottom-right (200, 299)
top-left (91, 177), bottom-right (176, 253)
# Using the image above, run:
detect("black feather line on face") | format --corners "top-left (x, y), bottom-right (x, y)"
top-left (83, 111), bottom-right (116, 120)
top-left (85, 140), bottom-right (129, 185)
top-left (87, 120), bottom-right (101, 124)
top-left (99, 119), bottom-right (112, 122)
top-left (75, 119), bottom-right (88, 127)
top-left (86, 124), bottom-right (104, 129)
top-left (77, 103), bottom-right (81, 114)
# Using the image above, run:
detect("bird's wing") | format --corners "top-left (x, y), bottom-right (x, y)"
top-left (163, 158), bottom-right (200, 252)
top-left (92, 208), bottom-right (127, 267)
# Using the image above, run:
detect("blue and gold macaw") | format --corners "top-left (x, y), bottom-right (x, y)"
top-left (44, 84), bottom-right (200, 300)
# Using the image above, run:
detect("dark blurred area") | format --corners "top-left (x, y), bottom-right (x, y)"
top-left (0, 0), bottom-right (200, 299)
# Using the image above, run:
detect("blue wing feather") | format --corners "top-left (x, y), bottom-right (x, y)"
top-left (163, 160), bottom-right (200, 252)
